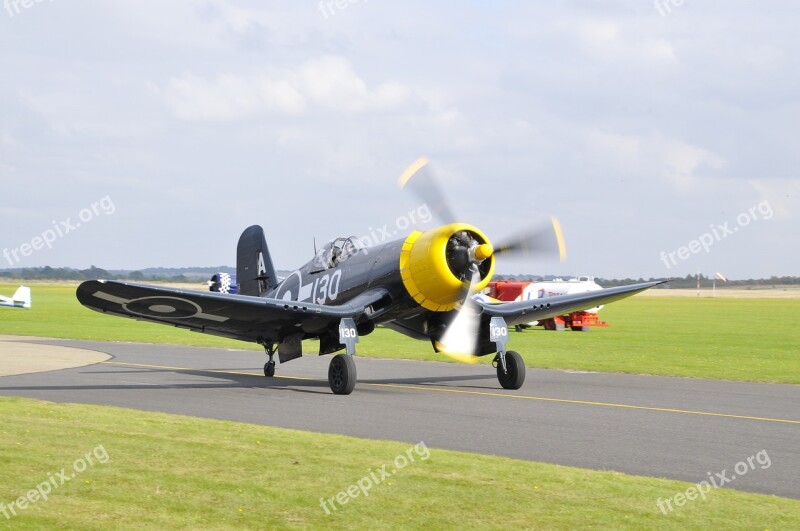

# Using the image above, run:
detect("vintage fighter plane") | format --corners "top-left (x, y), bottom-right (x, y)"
top-left (77, 158), bottom-right (664, 394)
top-left (0, 286), bottom-right (31, 309)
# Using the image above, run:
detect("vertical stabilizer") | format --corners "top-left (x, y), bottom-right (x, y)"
top-left (13, 286), bottom-right (31, 308)
top-left (237, 225), bottom-right (278, 297)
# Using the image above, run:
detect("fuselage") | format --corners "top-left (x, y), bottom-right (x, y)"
top-left (267, 238), bottom-right (415, 323)
top-left (266, 222), bottom-right (496, 327)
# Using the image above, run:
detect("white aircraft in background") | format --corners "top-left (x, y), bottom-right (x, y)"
top-left (0, 286), bottom-right (31, 309)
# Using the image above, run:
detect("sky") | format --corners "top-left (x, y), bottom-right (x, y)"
top-left (1, 0), bottom-right (798, 280)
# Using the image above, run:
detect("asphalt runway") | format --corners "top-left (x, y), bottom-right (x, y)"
top-left (1, 337), bottom-right (798, 500)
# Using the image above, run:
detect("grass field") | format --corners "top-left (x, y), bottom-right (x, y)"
top-left (1, 396), bottom-right (798, 529)
top-left (1, 283), bottom-right (798, 383)
top-left (2, 283), bottom-right (798, 528)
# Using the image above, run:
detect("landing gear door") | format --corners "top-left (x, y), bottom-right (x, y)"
top-left (339, 318), bottom-right (359, 355)
top-left (278, 333), bottom-right (303, 363)
top-left (490, 317), bottom-right (509, 355)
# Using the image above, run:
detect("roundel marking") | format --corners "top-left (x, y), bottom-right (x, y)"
top-left (123, 296), bottom-right (202, 319)
top-left (274, 271), bottom-right (302, 302)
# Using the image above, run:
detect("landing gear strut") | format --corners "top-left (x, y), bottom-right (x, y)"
top-left (262, 342), bottom-right (276, 377)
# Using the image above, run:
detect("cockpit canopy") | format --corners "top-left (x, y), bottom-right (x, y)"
top-left (313, 236), bottom-right (368, 269)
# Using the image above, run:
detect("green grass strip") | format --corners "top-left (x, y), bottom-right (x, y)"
top-left (1, 284), bottom-right (798, 383)
top-left (1, 397), bottom-right (798, 529)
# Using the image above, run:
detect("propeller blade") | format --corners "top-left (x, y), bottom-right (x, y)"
top-left (397, 156), bottom-right (457, 225)
top-left (396, 156), bottom-right (570, 363)
top-left (437, 266), bottom-right (482, 362)
top-left (494, 217), bottom-right (567, 262)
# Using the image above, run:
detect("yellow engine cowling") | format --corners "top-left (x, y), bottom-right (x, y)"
top-left (398, 223), bottom-right (495, 312)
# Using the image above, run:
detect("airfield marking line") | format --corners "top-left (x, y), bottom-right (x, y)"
top-left (367, 383), bottom-right (800, 425)
top-left (99, 361), bottom-right (800, 426)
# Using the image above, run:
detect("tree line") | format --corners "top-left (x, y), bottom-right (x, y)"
top-left (0, 266), bottom-right (188, 282)
top-left (2, 267), bottom-right (798, 288)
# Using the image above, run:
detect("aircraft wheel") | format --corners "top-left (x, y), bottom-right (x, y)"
top-left (497, 351), bottom-right (526, 390)
top-left (328, 354), bottom-right (357, 395)
top-left (264, 361), bottom-right (276, 377)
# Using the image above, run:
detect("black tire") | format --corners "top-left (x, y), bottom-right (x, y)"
top-left (497, 351), bottom-right (526, 390)
top-left (264, 361), bottom-right (276, 377)
top-left (328, 354), bottom-right (357, 395)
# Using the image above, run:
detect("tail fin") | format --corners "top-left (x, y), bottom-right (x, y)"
top-left (237, 225), bottom-right (278, 297)
top-left (13, 286), bottom-right (31, 308)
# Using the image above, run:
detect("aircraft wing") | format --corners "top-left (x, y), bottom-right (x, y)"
top-left (476, 280), bottom-right (667, 327)
top-left (76, 280), bottom-right (389, 343)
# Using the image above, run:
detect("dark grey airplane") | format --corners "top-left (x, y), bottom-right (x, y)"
top-left (76, 158), bottom-right (664, 394)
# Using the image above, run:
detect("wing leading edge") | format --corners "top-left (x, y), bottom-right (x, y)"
top-left (477, 280), bottom-right (667, 326)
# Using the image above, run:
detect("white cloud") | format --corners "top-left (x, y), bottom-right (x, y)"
top-left (158, 56), bottom-right (411, 121)
top-left (158, 73), bottom-right (306, 121)
top-left (557, 15), bottom-right (678, 66)
top-left (652, 137), bottom-right (726, 191)
top-left (750, 179), bottom-right (800, 220)
top-left (1, 132), bottom-right (17, 148)
top-left (586, 130), bottom-right (725, 191)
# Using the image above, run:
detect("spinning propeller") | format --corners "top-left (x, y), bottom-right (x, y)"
top-left (398, 156), bottom-right (567, 362)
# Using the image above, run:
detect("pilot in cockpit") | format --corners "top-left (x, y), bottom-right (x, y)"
top-left (326, 237), bottom-right (364, 268)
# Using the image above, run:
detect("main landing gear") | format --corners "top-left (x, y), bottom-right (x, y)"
top-left (490, 317), bottom-right (526, 390)
top-left (329, 318), bottom-right (359, 395)
top-left (328, 354), bottom-right (357, 395)
top-left (260, 319), bottom-right (361, 395)
top-left (261, 317), bottom-right (526, 394)
top-left (494, 350), bottom-right (525, 390)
